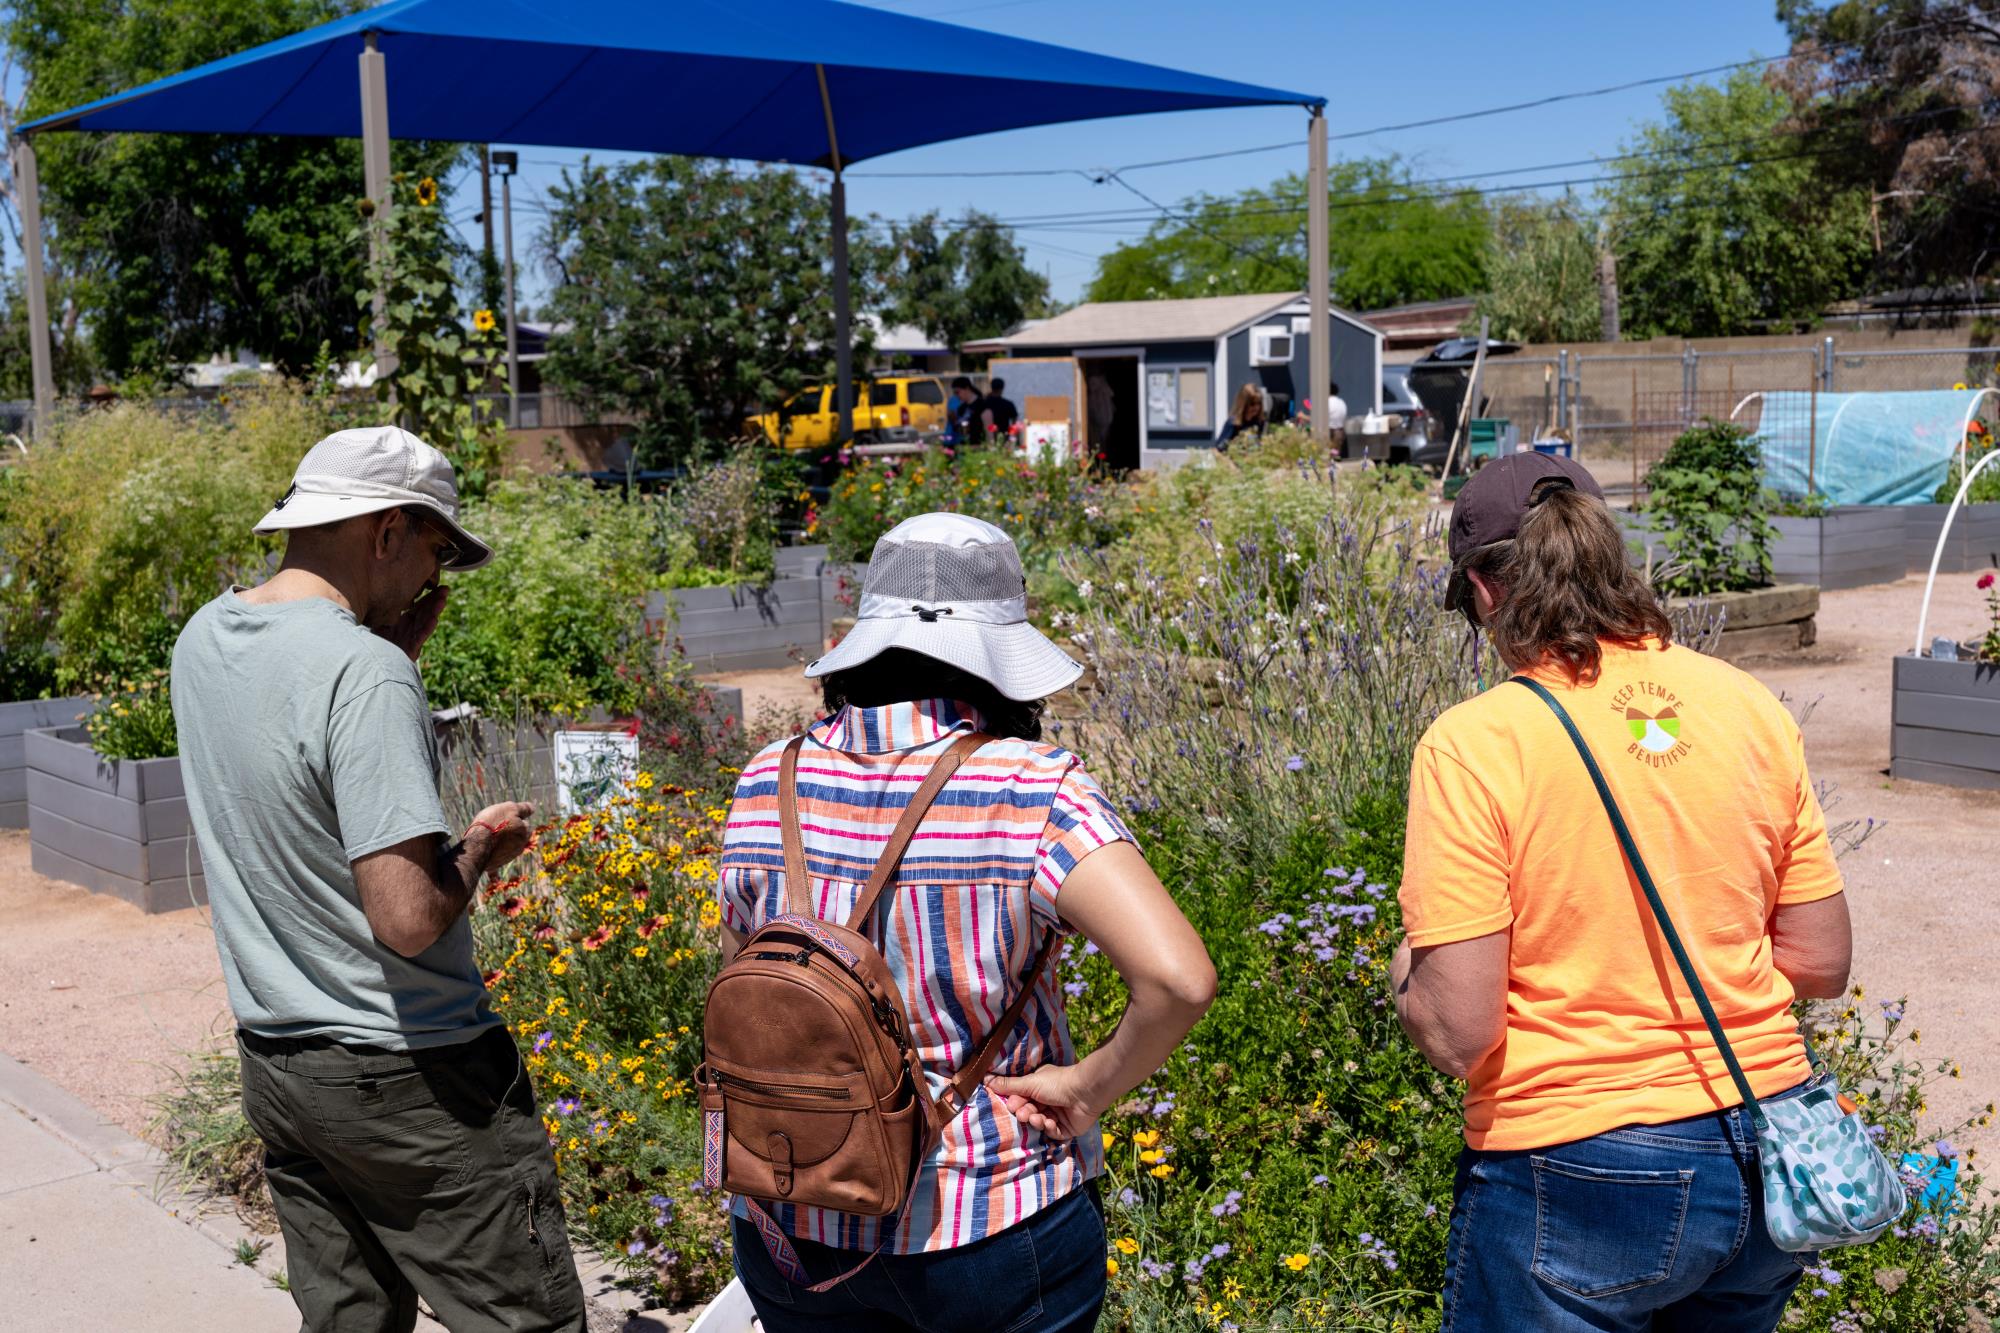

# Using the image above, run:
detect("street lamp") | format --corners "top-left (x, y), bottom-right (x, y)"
top-left (491, 149), bottom-right (520, 429)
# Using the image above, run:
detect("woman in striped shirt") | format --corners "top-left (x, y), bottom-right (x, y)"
top-left (717, 513), bottom-right (1216, 1332)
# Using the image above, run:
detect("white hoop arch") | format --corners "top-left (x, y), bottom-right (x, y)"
top-left (1914, 439), bottom-right (2000, 654)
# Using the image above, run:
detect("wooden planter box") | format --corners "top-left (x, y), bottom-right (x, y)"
top-left (647, 578), bottom-right (829, 674)
top-left (1770, 507), bottom-right (1906, 590)
top-left (1891, 655), bottom-right (2000, 791)
top-left (1667, 583), bottom-right (1820, 662)
top-left (0, 696), bottom-right (93, 829)
top-left (1903, 503), bottom-right (2000, 574)
top-left (25, 726), bottom-right (203, 913)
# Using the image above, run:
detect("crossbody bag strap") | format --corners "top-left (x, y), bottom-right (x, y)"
top-left (1510, 676), bottom-right (1767, 1127)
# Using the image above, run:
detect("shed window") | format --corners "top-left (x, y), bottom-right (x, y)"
top-left (1146, 365), bottom-right (1213, 431)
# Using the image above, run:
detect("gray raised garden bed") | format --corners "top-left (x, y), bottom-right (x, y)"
top-left (1770, 507), bottom-right (1906, 590)
top-left (1903, 503), bottom-right (2000, 575)
top-left (25, 725), bottom-right (203, 914)
top-left (0, 696), bottom-right (93, 828)
top-left (1667, 583), bottom-right (1820, 663)
top-left (1891, 654), bottom-right (2000, 791)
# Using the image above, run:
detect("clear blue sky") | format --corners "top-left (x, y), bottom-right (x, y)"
top-left (447, 0), bottom-right (1794, 310)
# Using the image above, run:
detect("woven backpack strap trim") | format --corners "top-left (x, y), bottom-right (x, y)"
top-left (743, 1197), bottom-right (880, 1292)
top-left (765, 914), bottom-right (861, 968)
top-left (1510, 676), bottom-right (1767, 1126)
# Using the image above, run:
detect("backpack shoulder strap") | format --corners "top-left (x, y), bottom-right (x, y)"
top-left (842, 731), bottom-right (990, 933)
top-left (1508, 675), bottom-right (1767, 1126)
top-left (933, 929), bottom-right (1062, 1127)
top-left (775, 729), bottom-right (990, 929)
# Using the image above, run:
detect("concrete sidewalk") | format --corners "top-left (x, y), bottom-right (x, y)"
top-left (0, 1049), bottom-right (304, 1326)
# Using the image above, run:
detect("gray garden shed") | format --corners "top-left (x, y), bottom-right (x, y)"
top-left (968, 291), bottom-right (1383, 470)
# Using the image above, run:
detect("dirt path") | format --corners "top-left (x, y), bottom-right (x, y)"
top-left (1745, 573), bottom-right (2000, 1154)
top-left (0, 831), bottom-right (234, 1139)
top-left (1, 581), bottom-right (1991, 1155)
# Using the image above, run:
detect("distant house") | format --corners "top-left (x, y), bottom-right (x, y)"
top-left (1360, 296), bottom-right (1477, 354)
top-left (962, 292), bottom-right (1383, 470)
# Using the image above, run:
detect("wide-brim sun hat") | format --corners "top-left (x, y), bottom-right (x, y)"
top-left (804, 512), bottom-right (1083, 702)
top-left (252, 425), bottom-right (493, 570)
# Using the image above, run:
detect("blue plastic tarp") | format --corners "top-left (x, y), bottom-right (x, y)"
top-left (18, 0), bottom-right (1318, 163)
top-left (1750, 389), bottom-right (1984, 505)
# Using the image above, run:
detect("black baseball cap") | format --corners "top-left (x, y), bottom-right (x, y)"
top-left (1445, 454), bottom-right (1604, 615)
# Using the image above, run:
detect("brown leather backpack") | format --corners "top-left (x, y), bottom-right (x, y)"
top-left (697, 731), bottom-right (1059, 1285)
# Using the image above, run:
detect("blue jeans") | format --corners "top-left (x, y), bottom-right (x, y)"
top-left (1445, 1080), bottom-right (1818, 1332)
top-left (732, 1182), bottom-right (1106, 1332)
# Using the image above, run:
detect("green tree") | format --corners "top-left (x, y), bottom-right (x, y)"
top-left (539, 157), bottom-right (878, 465)
top-left (1775, 0), bottom-right (2000, 291)
top-left (1084, 159), bottom-right (1488, 310)
top-left (1606, 69), bottom-right (1871, 337)
top-left (7, 0), bottom-right (465, 379)
top-left (880, 210), bottom-right (1050, 349)
top-left (1475, 198), bottom-right (1605, 344)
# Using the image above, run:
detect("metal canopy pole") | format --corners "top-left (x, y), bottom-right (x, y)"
top-left (359, 31), bottom-right (395, 379)
top-left (14, 135), bottom-right (54, 431)
top-left (492, 151), bottom-right (521, 429)
top-left (818, 65), bottom-right (853, 448)
top-left (1307, 106), bottom-right (1330, 451)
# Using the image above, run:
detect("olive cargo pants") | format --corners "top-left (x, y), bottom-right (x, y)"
top-left (237, 1025), bottom-right (587, 1333)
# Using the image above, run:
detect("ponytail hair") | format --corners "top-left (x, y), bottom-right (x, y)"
top-left (1463, 484), bottom-right (1672, 684)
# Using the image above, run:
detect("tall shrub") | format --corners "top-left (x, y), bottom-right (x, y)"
top-left (0, 389), bottom-right (320, 690)
top-left (1643, 418), bottom-right (1777, 595)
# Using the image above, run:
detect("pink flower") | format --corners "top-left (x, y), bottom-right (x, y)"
top-left (1980, 572), bottom-right (1996, 590)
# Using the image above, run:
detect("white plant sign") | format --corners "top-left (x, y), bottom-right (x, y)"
top-left (553, 729), bottom-right (639, 816)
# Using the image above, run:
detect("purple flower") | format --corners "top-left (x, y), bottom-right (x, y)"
top-left (533, 1030), bottom-right (554, 1055)
top-left (626, 1240), bottom-right (648, 1256)
top-left (1285, 754), bottom-right (1305, 772)
top-left (1209, 1243), bottom-right (1231, 1258)
top-left (1936, 1139), bottom-right (1958, 1159)
top-left (1210, 1190), bottom-right (1243, 1218)
top-left (1139, 1258), bottom-right (1169, 1280)
top-left (1063, 979), bottom-right (1087, 998)
top-left (590, 1119), bottom-right (609, 1136)
top-left (1118, 1188), bottom-right (1139, 1208)
top-left (554, 1096), bottom-right (579, 1116)
top-left (1310, 1174), bottom-right (1329, 1187)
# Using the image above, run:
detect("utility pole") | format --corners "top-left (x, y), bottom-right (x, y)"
top-left (491, 150), bottom-right (520, 430)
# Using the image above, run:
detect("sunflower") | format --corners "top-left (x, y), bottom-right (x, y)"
top-left (414, 176), bottom-right (438, 207)
top-left (473, 308), bottom-right (497, 333)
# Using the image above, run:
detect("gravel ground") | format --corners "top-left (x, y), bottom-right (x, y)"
top-left (0, 834), bottom-right (235, 1138)
top-left (1, 574), bottom-right (1991, 1157)
top-left (1744, 572), bottom-right (2000, 1155)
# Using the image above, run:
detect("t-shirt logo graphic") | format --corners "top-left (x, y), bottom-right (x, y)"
top-left (1626, 706), bottom-right (1681, 755)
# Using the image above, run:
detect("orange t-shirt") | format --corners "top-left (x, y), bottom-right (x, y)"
top-left (1400, 638), bottom-right (1844, 1151)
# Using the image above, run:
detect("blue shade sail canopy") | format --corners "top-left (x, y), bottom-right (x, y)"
top-left (18, 0), bottom-right (1320, 164)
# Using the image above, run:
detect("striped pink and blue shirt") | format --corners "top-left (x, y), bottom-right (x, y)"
top-left (717, 698), bottom-right (1133, 1254)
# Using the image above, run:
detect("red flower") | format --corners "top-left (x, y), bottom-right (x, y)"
top-left (581, 925), bottom-right (614, 952)
top-left (497, 896), bottom-right (528, 918)
top-left (532, 923), bottom-right (557, 941)
top-left (637, 914), bottom-right (668, 939)
top-left (1980, 572), bottom-right (1996, 590)
top-left (481, 968), bottom-right (505, 987)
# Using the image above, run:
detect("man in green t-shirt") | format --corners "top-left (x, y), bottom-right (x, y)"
top-left (171, 426), bottom-right (586, 1332)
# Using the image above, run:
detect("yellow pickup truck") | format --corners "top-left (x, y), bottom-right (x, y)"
top-left (746, 375), bottom-right (951, 451)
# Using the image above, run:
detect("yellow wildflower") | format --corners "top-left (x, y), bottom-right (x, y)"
top-left (1284, 1252), bottom-right (1311, 1271)
top-left (1132, 1129), bottom-right (1161, 1149)
top-left (1115, 1237), bottom-right (1139, 1255)
top-left (1105, 1257), bottom-right (1118, 1277)
top-left (1149, 1163), bottom-right (1174, 1179)
top-left (472, 308), bottom-right (497, 333)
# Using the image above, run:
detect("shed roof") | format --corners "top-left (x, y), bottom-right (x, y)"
top-left (970, 292), bottom-right (1378, 351)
